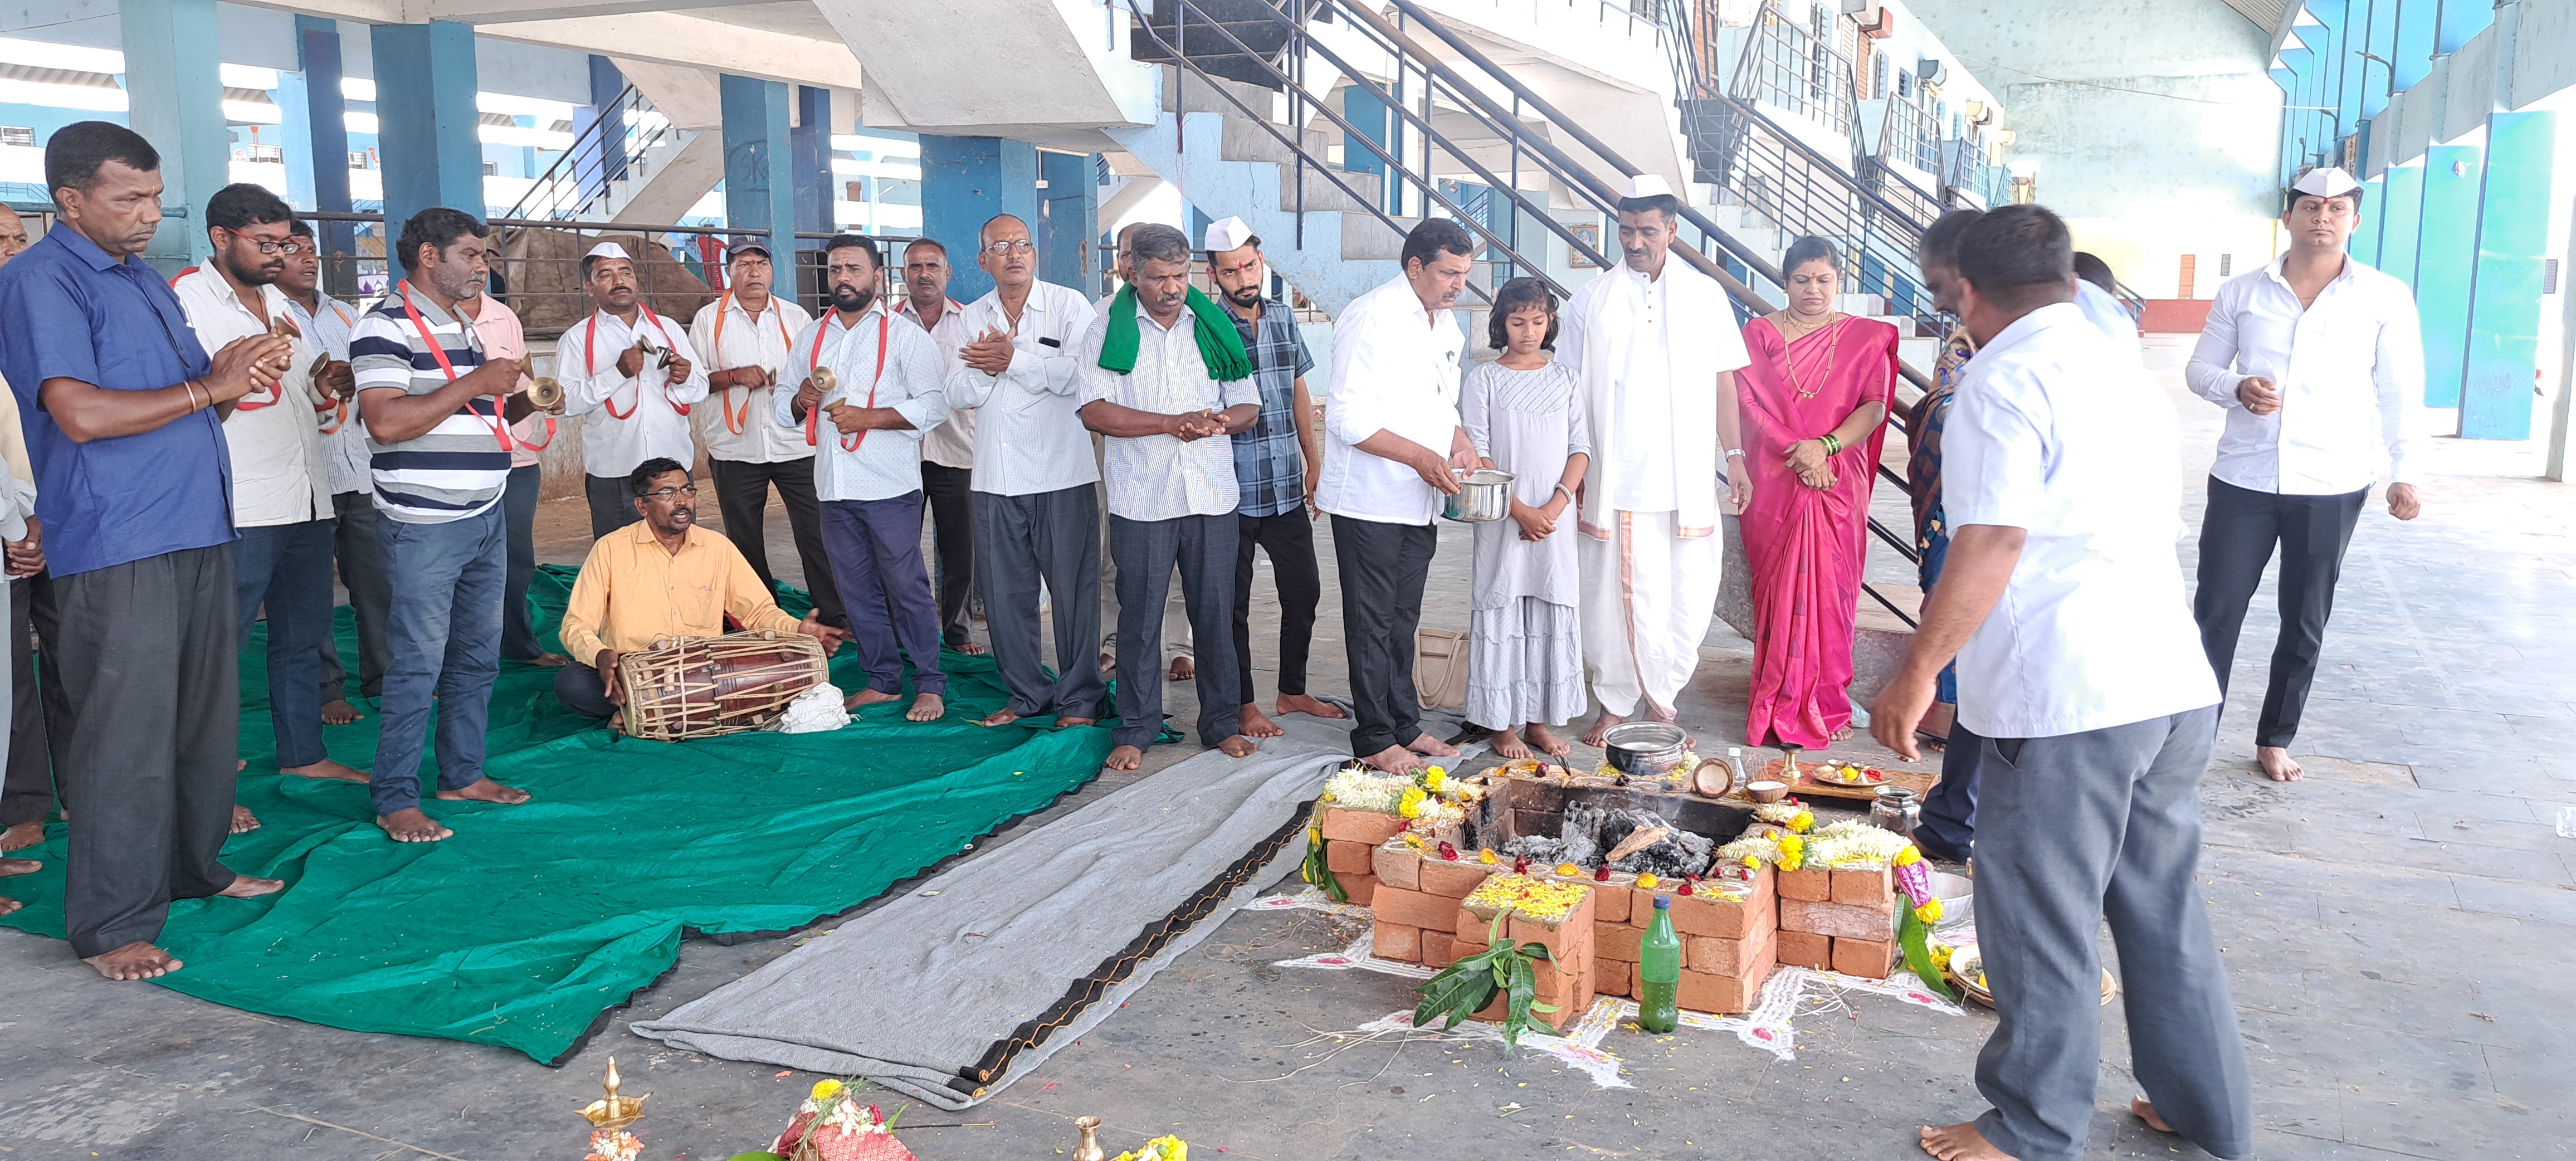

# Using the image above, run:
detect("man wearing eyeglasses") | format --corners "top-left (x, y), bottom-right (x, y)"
top-left (689, 238), bottom-right (836, 631)
top-left (554, 457), bottom-right (848, 726)
top-left (895, 237), bottom-right (982, 656)
top-left (172, 184), bottom-right (363, 803)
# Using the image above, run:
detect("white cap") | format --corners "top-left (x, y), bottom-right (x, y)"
top-left (2289, 167), bottom-right (2361, 198)
top-left (1622, 174), bottom-right (1675, 200)
top-left (1201, 215), bottom-right (1256, 253)
top-left (585, 241), bottom-right (632, 261)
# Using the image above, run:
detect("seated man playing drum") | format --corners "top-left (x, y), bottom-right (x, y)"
top-left (557, 457), bottom-right (850, 729)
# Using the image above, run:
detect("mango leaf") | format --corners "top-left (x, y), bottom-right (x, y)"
top-left (1898, 905), bottom-right (1957, 1002)
top-left (1498, 953), bottom-right (1541, 1047)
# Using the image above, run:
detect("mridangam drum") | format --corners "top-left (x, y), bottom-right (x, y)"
top-left (615, 631), bottom-right (828, 740)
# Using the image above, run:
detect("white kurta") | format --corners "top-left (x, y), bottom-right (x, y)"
top-left (555, 308), bottom-right (711, 479)
top-left (1557, 260), bottom-right (1751, 716)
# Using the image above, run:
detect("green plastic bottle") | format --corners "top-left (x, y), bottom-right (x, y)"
top-left (1638, 895), bottom-right (1681, 1033)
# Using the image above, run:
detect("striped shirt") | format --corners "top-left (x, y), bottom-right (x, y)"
top-left (350, 284), bottom-right (511, 523)
top-left (1221, 295), bottom-right (1314, 518)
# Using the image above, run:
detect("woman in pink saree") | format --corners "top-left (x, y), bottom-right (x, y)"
top-left (1735, 236), bottom-right (1897, 748)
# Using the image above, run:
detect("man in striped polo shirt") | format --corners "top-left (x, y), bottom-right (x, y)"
top-left (350, 208), bottom-right (534, 843)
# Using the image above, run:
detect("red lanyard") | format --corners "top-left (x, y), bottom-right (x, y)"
top-left (710, 292), bottom-right (791, 435)
top-left (315, 301), bottom-right (355, 434)
top-left (174, 268), bottom-right (289, 411)
top-left (584, 310), bottom-right (692, 419)
top-left (397, 281), bottom-right (513, 451)
top-left (806, 310), bottom-right (888, 453)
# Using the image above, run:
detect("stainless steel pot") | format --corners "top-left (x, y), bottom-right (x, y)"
top-left (1442, 468), bottom-right (1515, 523)
top-left (1601, 721), bottom-right (1688, 775)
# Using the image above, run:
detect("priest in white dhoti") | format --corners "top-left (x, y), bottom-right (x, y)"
top-left (1558, 175), bottom-right (1752, 745)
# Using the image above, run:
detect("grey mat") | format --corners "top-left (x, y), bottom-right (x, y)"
top-left (628, 714), bottom-right (1363, 1110)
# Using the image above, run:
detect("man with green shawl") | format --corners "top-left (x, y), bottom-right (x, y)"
top-left (1076, 223), bottom-right (1262, 772)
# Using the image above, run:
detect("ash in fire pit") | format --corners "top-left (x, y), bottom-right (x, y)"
top-left (1501, 802), bottom-right (1719, 879)
top-left (1466, 773), bottom-right (1752, 876)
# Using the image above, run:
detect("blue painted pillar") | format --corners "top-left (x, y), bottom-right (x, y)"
top-left (1038, 150), bottom-right (1097, 292)
top-left (1343, 85), bottom-right (1394, 214)
top-left (2460, 111), bottom-right (2556, 439)
top-left (2377, 162), bottom-right (2424, 286)
top-left (719, 76), bottom-right (796, 262)
top-left (2392, 0), bottom-right (2435, 89)
top-left (585, 55), bottom-right (627, 192)
top-left (2414, 144), bottom-right (2482, 408)
top-left (119, 0), bottom-right (226, 266)
top-left (372, 21), bottom-right (485, 232)
top-left (792, 86), bottom-right (833, 243)
top-left (295, 17), bottom-right (354, 268)
top-left (918, 135), bottom-right (1040, 304)
top-left (2353, 176), bottom-right (2383, 267)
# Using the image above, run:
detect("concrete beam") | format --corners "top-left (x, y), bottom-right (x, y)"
top-left (223, 1), bottom-right (865, 91)
top-left (813, 0), bottom-right (1155, 135)
top-left (122, 0), bottom-right (228, 266)
top-left (374, 20), bottom-right (487, 228)
top-left (414, 0), bottom-right (745, 22)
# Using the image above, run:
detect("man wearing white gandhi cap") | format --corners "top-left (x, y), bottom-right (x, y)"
top-left (2185, 165), bottom-right (2426, 783)
top-left (554, 240), bottom-right (709, 536)
top-left (1557, 173), bottom-right (1751, 745)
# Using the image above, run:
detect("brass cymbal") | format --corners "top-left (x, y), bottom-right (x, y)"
top-left (528, 375), bottom-right (564, 409)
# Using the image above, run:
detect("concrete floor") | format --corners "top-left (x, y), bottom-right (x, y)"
top-left (3, 334), bottom-right (2570, 1160)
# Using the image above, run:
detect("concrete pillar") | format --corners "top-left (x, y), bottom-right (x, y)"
top-left (1038, 150), bottom-right (1098, 294)
top-left (2458, 110), bottom-right (2555, 439)
top-left (294, 17), bottom-right (356, 288)
top-left (583, 55), bottom-right (627, 192)
top-left (371, 21), bottom-right (485, 233)
top-left (792, 86), bottom-right (833, 241)
top-left (1343, 85), bottom-right (1393, 214)
top-left (2353, 175), bottom-right (2383, 267)
top-left (2414, 144), bottom-right (2481, 408)
top-left (720, 75), bottom-right (796, 263)
top-left (2378, 162), bottom-right (2424, 287)
top-left (919, 135), bottom-right (1040, 304)
top-left (119, 0), bottom-right (226, 266)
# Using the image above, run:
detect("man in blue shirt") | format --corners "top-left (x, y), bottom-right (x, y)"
top-left (0, 121), bottom-right (291, 980)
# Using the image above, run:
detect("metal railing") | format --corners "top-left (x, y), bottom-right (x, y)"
top-left (1879, 92), bottom-right (1941, 178)
top-left (496, 85), bottom-right (680, 225)
top-left (1728, 1), bottom-right (1856, 136)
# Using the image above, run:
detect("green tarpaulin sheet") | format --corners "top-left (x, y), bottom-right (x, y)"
top-left (0, 564), bottom-right (1109, 1063)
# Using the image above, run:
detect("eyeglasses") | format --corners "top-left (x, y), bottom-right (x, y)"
top-left (227, 237), bottom-right (306, 256)
top-left (641, 485), bottom-right (699, 501)
top-left (980, 239), bottom-right (1036, 255)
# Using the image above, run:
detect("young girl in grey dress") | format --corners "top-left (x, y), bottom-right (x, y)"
top-left (1461, 278), bottom-right (1591, 758)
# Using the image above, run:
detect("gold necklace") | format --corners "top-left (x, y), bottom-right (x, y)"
top-left (1777, 314), bottom-right (1842, 399)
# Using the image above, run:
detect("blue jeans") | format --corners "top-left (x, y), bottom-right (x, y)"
top-left (821, 494), bottom-right (947, 699)
top-left (370, 504), bottom-right (506, 817)
top-left (233, 519), bottom-right (336, 768)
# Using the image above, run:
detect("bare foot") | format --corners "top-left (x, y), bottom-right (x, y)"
top-left (0, 895), bottom-right (18, 916)
top-left (375, 808), bottom-right (453, 843)
top-left (0, 856), bottom-right (37, 877)
top-left (84, 940), bottom-right (182, 980)
top-left (1830, 726), bottom-right (1854, 742)
top-left (2, 820), bottom-right (45, 852)
top-left (954, 640), bottom-right (987, 656)
top-left (1491, 727), bottom-right (1533, 759)
top-left (978, 709), bottom-right (1023, 728)
top-left (1216, 733), bottom-right (1257, 757)
top-left (1919, 1121), bottom-right (2017, 1160)
top-left (845, 688), bottom-right (903, 711)
top-left (1168, 656), bottom-right (1194, 682)
top-left (1580, 710), bottom-right (1624, 748)
top-left (282, 758), bottom-right (368, 783)
top-left (1406, 731), bottom-right (1458, 758)
top-left (217, 874), bottom-right (284, 898)
top-left (525, 652), bottom-right (571, 668)
top-left (1523, 721), bottom-right (1573, 757)
top-left (1276, 692), bottom-right (1345, 720)
top-left (607, 711), bottom-right (626, 734)
top-left (321, 698), bottom-right (365, 725)
top-left (1057, 716), bottom-right (1098, 729)
top-left (1360, 744), bottom-right (1425, 775)
top-left (230, 806), bottom-right (260, 835)
top-left (906, 693), bottom-right (945, 722)
top-left (2257, 746), bottom-right (2303, 782)
top-left (437, 778), bottom-right (531, 805)
top-left (1099, 651), bottom-right (1116, 674)
top-left (1238, 704), bottom-right (1286, 739)
top-left (1104, 744), bottom-right (1144, 771)
top-left (2130, 1096), bottom-right (2172, 1134)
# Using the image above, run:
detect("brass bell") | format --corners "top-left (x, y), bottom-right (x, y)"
top-left (809, 366), bottom-right (840, 398)
top-left (527, 375), bottom-right (564, 409)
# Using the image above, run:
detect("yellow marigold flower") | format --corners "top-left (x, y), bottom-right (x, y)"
top-left (1894, 845), bottom-right (1922, 867)
top-left (1634, 873), bottom-right (1659, 890)
top-left (1777, 834), bottom-right (1806, 871)
top-left (1788, 809), bottom-right (1814, 833)
top-left (1479, 847), bottom-right (1499, 865)
top-left (811, 1079), bottom-right (844, 1101)
top-left (1741, 854), bottom-right (1762, 869)
top-left (1554, 862), bottom-right (1580, 877)
top-left (1398, 787), bottom-right (1427, 819)
top-left (1915, 898), bottom-right (1943, 924)
top-left (1424, 768), bottom-right (1447, 792)
top-left (1306, 827), bottom-right (1322, 845)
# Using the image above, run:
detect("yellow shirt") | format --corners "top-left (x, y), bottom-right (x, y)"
top-left (559, 521), bottom-right (805, 662)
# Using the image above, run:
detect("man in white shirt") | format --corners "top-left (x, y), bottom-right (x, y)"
top-left (896, 238), bottom-right (983, 655)
top-left (176, 184), bottom-right (364, 795)
top-left (2071, 252), bottom-right (2144, 365)
top-left (2185, 167), bottom-right (2424, 783)
top-left (1316, 219), bottom-right (1479, 773)
top-left (1871, 206), bottom-right (2247, 1161)
top-left (1558, 176), bottom-right (1752, 747)
top-left (277, 219), bottom-right (378, 726)
top-left (948, 214), bottom-right (1104, 729)
top-left (689, 238), bottom-right (840, 630)
top-left (779, 235), bottom-right (950, 723)
top-left (557, 241), bottom-right (709, 536)
top-left (1079, 223), bottom-right (1262, 771)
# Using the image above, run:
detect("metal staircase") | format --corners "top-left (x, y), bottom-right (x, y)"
top-left (497, 85), bottom-right (695, 224)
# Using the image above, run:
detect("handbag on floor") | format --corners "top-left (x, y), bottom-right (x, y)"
top-left (1413, 626), bottom-right (1470, 711)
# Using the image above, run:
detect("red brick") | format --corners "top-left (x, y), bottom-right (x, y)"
top-left (1832, 936), bottom-right (1895, 979)
top-left (1831, 864), bottom-right (1894, 907)
top-left (1326, 840), bottom-right (1373, 875)
top-left (1686, 925), bottom-right (1776, 978)
top-left (1592, 879), bottom-right (1632, 924)
top-left (1506, 889), bottom-right (1597, 965)
top-left (1371, 884), bottom-right (1455, 930)
top-left (1595, 921), bottom-right (1644, 963)
top-left (1453, 932), bottom-right (1489, 960)
top-left (1779, 897), bottom-right (1898, 940)
top-left (1457, 902), bottom-right (1507, 942)
top-left (1420, 930), bottom-right (1457, 968)
top-left (1370, 842), bottom-right (1421, 891)
top-left (1676, 967), bottom-right (1772, 1014)
top-left (1779, 866), bottom-right (1833, 901)
top-left (1373, 921), bottom-right (1421, 963)
top-left (1321, 807), bottom-right (1403, 846)
top-left (1418, 856), bottom-right (1494, 899)
top-left (1776, 929), bottom-right (1833, 970)
top-left (1339, 874), bottom-right (1377, 907)
top-left (1666, 878), bottom-right (1773, 940)
top-left (1595, 964), bottom-right (1630, 998)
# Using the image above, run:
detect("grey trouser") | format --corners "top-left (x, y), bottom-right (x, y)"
top-left (1971, 703), bottom-right (2251, 1161)
top-left (1108, 513), bottom-right (1239, 749)
top-left (975, 484), bottom-right (1105, 721)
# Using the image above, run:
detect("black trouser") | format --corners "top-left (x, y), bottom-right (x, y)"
top-left (501, 464), bottom-right (546, 660)
top-left (1232, 508), bottom-right (1321, 708)
top-left (49, 545), bottom-right (241, 958)
top-left (1, 575), bottom-right (69, 830)
top-left (1108, 513), bottom-right (1240, 749)
top-left (1331, 515), bottom-right (1438, 758)
top-left (922, 461), bottom-right (977, 650)
top-left (1914, 719), bottom-right (1980, 864)
top-left (319, 490), bottom-right (391, 701)
top-left (2192, 476), bottom-right (2365, 749)
top-left (586, 473), bottom-right (642, 538)
top-left (708, 456), bottom-right (846, 630)
top-left (555, 660), bottom-right (616, 719)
